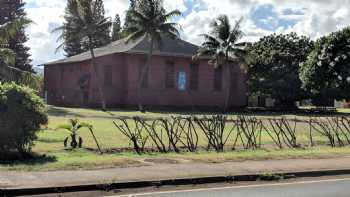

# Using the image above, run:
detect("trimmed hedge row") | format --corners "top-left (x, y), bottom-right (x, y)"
top-left (113, 115), bottom-right (350, 154)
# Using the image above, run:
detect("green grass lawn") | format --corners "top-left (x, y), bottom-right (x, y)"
top-left (39, 106), bottom-right (336, 151)
top-left (2, 106), bottom-right (350, 172)
top-left (3, 147), bottom-right (350, 172)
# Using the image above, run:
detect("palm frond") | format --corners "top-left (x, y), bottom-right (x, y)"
top-left (195, 15), bottom-right (247, 68)
top-left (126, 30), bottom-right (145, 43)
top-left (228, 17), bottom-right (244, 44)
top-left (211, 14), bottom-right (231, 40)
top-left (0, 17), bottom-right (32, 44)
top-left (6, 66), bottom-right (41, 89)
top-left (200, 34), bottom-right (220, 44)
top-left (51, 26), bottom-right (65, 35)
top-left (80, 122), bottom-right (93, 129)
top-left (159, 9), bottom-right (181, 22)
top-left (124, 0), bottom-right (181, 47)
top-left (56, 124), bottom-right (73, 133)
top-left (196, 47), bottom-right (216, 57)
top-left (69, 118), bottom-right (79, 127)
top-left (128, 9), bottom-right (149, 24)
top-left (0, 48), bottom-right (16, 65)
top-left (159, 23), bottom-right (180, 41)
top-left (55, 42), bottom-right (65, 54)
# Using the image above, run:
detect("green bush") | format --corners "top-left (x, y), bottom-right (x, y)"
top-left (0, 82), bottom-right (48, 157)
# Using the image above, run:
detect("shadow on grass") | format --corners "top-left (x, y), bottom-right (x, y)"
top-left (47, 106), bottom-right (85, 118)
top-left (0, 152), bottom-right (57, 166)
top-left (48, 105), bottom-right (350, 119)
top-left (109, 107), bottom-right (350, 118)
top-left (237, 109), bottom-right (350, 118)
top-left (36, 138), bottom-right (63, 143)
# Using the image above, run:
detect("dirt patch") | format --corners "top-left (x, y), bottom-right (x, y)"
top-left (143, 158), bottom-right (181, 164)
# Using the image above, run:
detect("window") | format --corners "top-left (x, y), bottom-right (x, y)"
top-left (214, 67), bottom-right (223, 91)
top-left (104, 65), bottom-right (112, 86)
top-left (178, 71), bottom-right (186, 91)
top-left (190, 64), bottom-right (199, 90)
top-left (165, 61), bottom-right (175, 89)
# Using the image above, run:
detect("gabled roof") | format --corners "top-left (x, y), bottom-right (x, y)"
top-left (45, 35), bottom-right (199, 65)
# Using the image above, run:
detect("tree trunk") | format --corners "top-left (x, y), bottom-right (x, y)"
top-left (224, 65), bottom-right (233, 113)
top-left (89, 38), bottom-right (107, 111)
top-left (137, 36), bottom-right (154, 112)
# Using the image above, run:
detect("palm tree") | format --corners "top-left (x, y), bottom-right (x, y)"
top-left (0, 17), bottom-right (36, 86)
top-left (125, 0), bottom-right (181, 112)
top-left (54, 0), bottom-right (111, 111)
top-left (194, 15), bottom-right (247, 112)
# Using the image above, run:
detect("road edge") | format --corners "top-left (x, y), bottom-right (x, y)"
top-left (2, 168), bottom-right (350, 196)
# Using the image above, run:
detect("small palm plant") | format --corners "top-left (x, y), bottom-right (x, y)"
top-left (57, 118), bottom-right (92, 149)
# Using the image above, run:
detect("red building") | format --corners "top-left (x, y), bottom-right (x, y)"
top-left (44, 36), bottom-right (247, 110)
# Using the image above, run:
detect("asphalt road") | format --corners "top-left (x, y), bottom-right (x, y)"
top-left (119, 178), bottom-right (350, 197)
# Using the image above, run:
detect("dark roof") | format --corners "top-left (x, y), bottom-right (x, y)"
top-left (45, 35), bottom-right (199, 65)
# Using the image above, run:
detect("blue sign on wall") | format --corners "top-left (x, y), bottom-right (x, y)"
top-left (178, 71), bottom-right (186, 91)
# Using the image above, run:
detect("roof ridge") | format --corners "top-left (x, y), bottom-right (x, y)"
top-left (45, 35), bottom-right (199, 66)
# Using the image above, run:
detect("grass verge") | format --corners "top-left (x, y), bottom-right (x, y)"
top-left (2, 106), bottom-right (350, 172)
top-left (2, 147), bottom-right (350, 172)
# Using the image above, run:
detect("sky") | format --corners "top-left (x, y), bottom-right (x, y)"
top-left (23, 0), bottom-right (350, 67)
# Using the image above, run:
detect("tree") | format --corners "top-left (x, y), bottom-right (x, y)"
top-left (111, 14), bottom-right (122, 41)
top-left (60, 0), bottom-right (111, 57)
top-left (0, 17), bottom-right (35, 86)
top-left (247, 33), bottom-right (313, 108)
top-left (194, 15), bottom-right (247, 112)
top-left (54, 0), bottom-right (112, 110)
top-left (1, 0), bottom-right (33, 72)
top-left (125, 0), bottom-right (181, 112)
top-left (122, 0), bottom-right (137, 37)
top-left (83, 0), bottom-right (111, 49)
top-left (61, 0), bottom-right (84, 57)
top-left (300, 27), bottom-right (350, 106)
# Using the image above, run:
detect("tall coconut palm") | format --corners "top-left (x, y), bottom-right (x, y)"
top-left (54, 0), bottom-right (111, 111)
top-left (194, 15), bottom-right (247, 112)
top-left (0, 17), bottom-right (36, 87)
top-left (125, 0), bottom-right (181, 112)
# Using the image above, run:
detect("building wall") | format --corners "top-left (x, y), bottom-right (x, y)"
top-left (45, 53), bottom-right (247, 109)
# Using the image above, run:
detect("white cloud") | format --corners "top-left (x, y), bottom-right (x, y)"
top-left (23, 0), bottom-right (350, 67)
top-left (260, 0), bottom-right (350, 38)
top-left (178, 10), bottom-right (212, 45)
top-left (164, 0), bottom-right (187, 12)
top-left (25, 0), bottom-right (66, 66)
top-left (178, 0), bottom-right (350, 45)
top-left (104, 0), bottom-right (130, 21)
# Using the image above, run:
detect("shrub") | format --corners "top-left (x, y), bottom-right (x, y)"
top-left (0, 82), bottom-right (48, 157)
